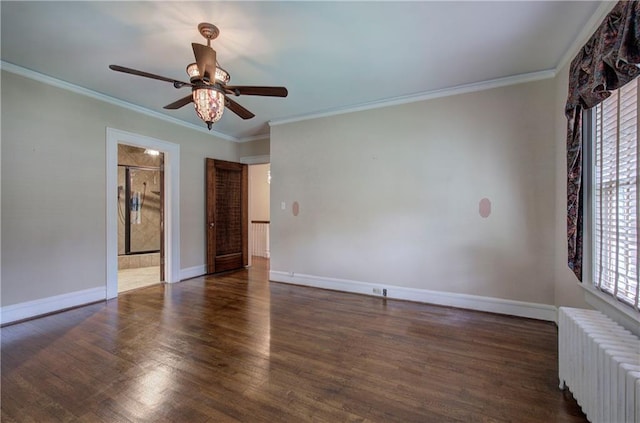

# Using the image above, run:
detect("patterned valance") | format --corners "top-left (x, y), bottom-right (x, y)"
top-left (566, 1), bottom-right (640, 281)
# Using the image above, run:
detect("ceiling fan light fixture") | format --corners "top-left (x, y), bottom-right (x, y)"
top-left (110, 22), bottom-right (287, 131)
top-left (186, 62), bottom-right (200, 79)
top-left (215, 67), bottom-right (230, 84)
top-left (186, 62), bottom-right (230, 85)
top-left (193, 87), bottom-right (225, 130)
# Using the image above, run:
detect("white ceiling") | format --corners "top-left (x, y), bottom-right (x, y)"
top-left (1, 1), bottom-right (605, 142)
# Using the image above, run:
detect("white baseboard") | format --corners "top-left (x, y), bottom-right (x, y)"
top-left (1, 269), bottom-right (556, 325)
top-left (0, 264), bottom-right (207, 325)
top-left (269, 270), bottom-right (558, 322)
top-left (0, 287), bottom-right (106, 325)
top-left (180, 265), bottom-right (206, 281)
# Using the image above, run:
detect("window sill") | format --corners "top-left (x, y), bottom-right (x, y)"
top-left (580, 283), bottom-right (640, 337)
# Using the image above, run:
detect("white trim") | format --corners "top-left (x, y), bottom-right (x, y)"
top-left (0, 61), bottom-right (238, 142)
top-left (106, 128), bottom-right (181, 299)
top-left (582, 283), bottom-right (640, 338)
top-left (269, 271), bottom-right (558, 322)
top-left (240, 155), bottom-right (270, 165)
top-left (580, 81), bottom-right (640, 337)
top-left (0, 287), bottom-right (105, 325)
top-left (180, 265), bottom-right (207, 281)
top-left (555, 1), bottom-right (618, 74)
top-left (1, 0), bottom-right (614, 143)
top-left (269, 70), bottom-right (555, 127)
top-left (1, 61), bottom-right (554, 141)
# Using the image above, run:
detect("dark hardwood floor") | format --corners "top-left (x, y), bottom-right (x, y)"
top-left (2, 257), bottom-right (587, 422)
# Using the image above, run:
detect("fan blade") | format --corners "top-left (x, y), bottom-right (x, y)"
top-left (225, 86), bottom-right (288, 97)
top-left (109, 65), bottom-right (191, 88)
top-left (192, 43), bottom-right (216, 82)
top-left (225, 97), bottom-right (255, 120)
top-left (164, 94), bottom-right (194, 110)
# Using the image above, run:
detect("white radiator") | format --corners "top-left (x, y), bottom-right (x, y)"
top-left (559, 307), bottom-right (640, 423)
top-left (250, 221), bottom-right (270, 258)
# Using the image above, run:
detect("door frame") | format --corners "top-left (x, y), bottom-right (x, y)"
top-left (106, 128), bottom-right (180, 299)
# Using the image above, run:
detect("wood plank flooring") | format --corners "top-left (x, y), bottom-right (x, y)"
top-left (2, 258), bottom-right (588, 422)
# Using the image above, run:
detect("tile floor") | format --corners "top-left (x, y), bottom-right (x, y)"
top-left (118, 266), bottom-right (161, 292)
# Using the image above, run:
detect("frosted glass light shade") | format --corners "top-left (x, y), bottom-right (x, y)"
top-left (215, 67), bottom-right (230, 84)
top-left (192, 88), bottom-right (225, 130)
top-left (186, 63), bottom-right (200, 79)
top-left (186, 63), bottom-right (230, 84)
top-left (186, 62), bottom-right (230, 129)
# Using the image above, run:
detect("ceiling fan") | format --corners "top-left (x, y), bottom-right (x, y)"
top-left (109, 22), bottom-right (288, 130)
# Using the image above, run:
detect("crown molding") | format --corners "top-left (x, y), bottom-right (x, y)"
top-left (2, 0), bottom-right (613, 139)
top-left (555, 1), bottom-right (618, 74)
top-left (270, 1), bottom-right (615, 128)
top-left (0, 61), bottom-right (239, 142)
top-left (270, 69), bottom-right (555, 127)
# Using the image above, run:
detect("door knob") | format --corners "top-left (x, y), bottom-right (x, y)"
top-left (209, 222), bottom-right (215, 228)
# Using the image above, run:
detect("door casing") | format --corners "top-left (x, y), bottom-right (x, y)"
top-left (106, 128), bottom-right (180, 299)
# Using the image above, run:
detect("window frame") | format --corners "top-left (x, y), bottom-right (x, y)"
top-left (582, 86), bottom-right (640, 331)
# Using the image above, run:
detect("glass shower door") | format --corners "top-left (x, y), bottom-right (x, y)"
top-left (118, 166), bottom-right (161, 255)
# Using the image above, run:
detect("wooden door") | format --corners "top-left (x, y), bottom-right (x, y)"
top-left (206, 158), bottom-right (248, 273)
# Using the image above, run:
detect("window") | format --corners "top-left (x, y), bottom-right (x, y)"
top-left (590, 77), bottom-right (639, 310)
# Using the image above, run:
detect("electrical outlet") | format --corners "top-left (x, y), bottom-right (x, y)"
top-left (383, 288), bottom-right (387, 297)
top-left (372, 288), bottom-right (382, 295)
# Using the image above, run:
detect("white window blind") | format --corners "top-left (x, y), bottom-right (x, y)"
top-left (593, 77), bottom-right (639, 310)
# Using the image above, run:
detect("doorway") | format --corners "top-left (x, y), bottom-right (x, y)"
top-left (248, 163), bottom-right (271, 270)
top-left (106, 128), bottom-right (181, 300)
top-left (117, 145), bottom-right (164, 292)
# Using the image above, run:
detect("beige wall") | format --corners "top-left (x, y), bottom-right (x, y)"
top-left (270, 79), bottom-right (557, 305)
top-left (1, 70), bottom-right (238, 306)
top-left (0, 61), bottom-right (599, 312)
top-left (239, 138), bottom-right (270, 158)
